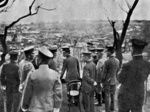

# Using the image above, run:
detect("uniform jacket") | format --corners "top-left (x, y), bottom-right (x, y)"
top-left (96, 59), bottom-right (104, 84)
top-left (1, 61), bottom-right (20, 91)
top-left (19, 59), bottom-right (35, 84)
top-left (48, 58), bottom-right (57, 72)
top-left (102, 55), bottom-right (119, 85)
top-left (61, 55), bottom-right (80, 82)
top-left (21, 65), bottom-right (62, 112)
top-left (81, 61), bottom-right (97, 93)
top-left (117, 56), bottom-right (150, 100)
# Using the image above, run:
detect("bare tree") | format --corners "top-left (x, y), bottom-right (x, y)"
top-left (0, 0), bottom-right (9, 8)
top-left (0, 0), bottom-right (55, 65)
top-left (104, 0), bottom-right (139, 65)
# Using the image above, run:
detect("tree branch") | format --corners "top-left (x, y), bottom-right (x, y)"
top-left (121, 0), bottom-right (139, 45)
top-left (0, 0), bottom-right (8, 8)
top-left (122, 20), bottom-right (125, 25)
top-left (126, 0), bottom-right (131, 9)
top-left (112, 22), bottom-right (120, 48)
top-left (0, 0), bottom-right (16, 13)
top-left (103, 7), bottom-right (113, 26)
top-left (118, 3), bottom-right (128, 13)
top-left (6, 0), bottom-right (36, 29)
top-left (39, 6), bottom-right (56, 11)
top-left (3, 0), bottom-right (55, 41)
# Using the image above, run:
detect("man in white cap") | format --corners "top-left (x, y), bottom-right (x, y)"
top-left (18, 46), bottom-right (35, 112)
top-left (19, 46), bottom-right (35, 92)
top-left (21, 46), bottom-right (62, 112)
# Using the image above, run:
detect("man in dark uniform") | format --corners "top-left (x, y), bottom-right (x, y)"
top-left (81, 51), bottom-right (97, 112)
top-left (60, 47), bottom-right (80, 82)
top-left (117, 38), bottom-right (150, 112)
top-left (102, 46), bottom-right (120, 112)
top-left (48, 46), bottom-right (58, 72)
top-left (1, 50), bottom-right (20, 112)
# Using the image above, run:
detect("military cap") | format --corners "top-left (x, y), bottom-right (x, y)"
top-left (106, 46), bottom-right (114, 52)
top-left (95, 48), bottom-right (104, 52)
top-left (9, 50), bottom-right (18, 56)
top-left (24, 46), bottom-right (34, 53)
top-left (49, 47), bottom-right (57, 53)
top-left (88, 48), bottom-right (96, 52)
top-left (38, 46), bottom-right (53, 58)
top-left (82, 51), bottom-right (92, 56)
top-left (131, 38), bottom-right (148, 47)
top-left (62, 46), bottom-right (70, 52)
top-left (87, 42), bottom-right (93, 46)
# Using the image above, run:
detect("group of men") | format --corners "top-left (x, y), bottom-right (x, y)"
top-left (0, 46), bottom-right (62, 112)
top-left (0, 37), bottom-right (150, 112)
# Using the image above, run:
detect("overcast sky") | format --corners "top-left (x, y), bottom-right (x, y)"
top-left (0, 0), bottom-right (150, 24)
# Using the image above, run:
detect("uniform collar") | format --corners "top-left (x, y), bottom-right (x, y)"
top-left (109, 54), bottom-right (115, 58)
top-left (39, 64), bottom-right (49, 69)
top-left (11, 60), bottom-right (18, 63)
top-left (133, 54), bottom-right (143, 60)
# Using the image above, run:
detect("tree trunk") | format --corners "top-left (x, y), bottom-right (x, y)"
top-left (0, 28), bottom-right (8, 66)
top-left (115, 40), bottom-right (123, 67)
top-left (116, 47), bottom-right (123, 66)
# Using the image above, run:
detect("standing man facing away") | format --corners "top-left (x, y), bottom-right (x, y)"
top-left (95, 48), bottom-right (104, 106)
top-left (81, 51), bottom-right (97, 112)
top-left (102, 46), bottom-right (119, 112)
top-left (18, 46), bottom-right (35, 112)
top-left (21, 46), bottom-right (62, 112)
top-left (1, 50), bottom-right (20, 112)
top-left (118, 38), bottom-right (150, 112)
top-left (19, 46), bottom-right (35, 92)
top-left (60, 47), bottom-right (80, 82)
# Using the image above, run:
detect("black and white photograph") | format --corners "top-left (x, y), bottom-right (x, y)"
top-left (0, 0), bottom-right (150, 112)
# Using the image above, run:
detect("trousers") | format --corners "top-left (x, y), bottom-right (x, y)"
top-left (104, 85), bottom-right (116, 112)
top-left (6, 90), bottom-right (20, 112)
top-left (82, 91), bottom-right (94, 112)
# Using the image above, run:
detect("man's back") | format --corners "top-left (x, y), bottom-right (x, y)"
top-left (103, 56), bottom-right (119, 85)
top-left (1, 62), bottom-right (20, 90)
top-left (19, 59), bottom-right (35, 84)
top-left (82, 61), bottom-right (97, 93)
top-left (118, 56), bottom-right (150, 94)
top-left (62, 56), bottom-right (80, 81)
top-left (22, 65), bottom-right (62, 112)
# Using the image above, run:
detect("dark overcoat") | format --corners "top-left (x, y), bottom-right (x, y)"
top-left (117, 56), bottom-right (150, 111)
top-left (102, 56), bottom-right (120, 86)
top-left (81, 61), bottom-right (97, 93)
top-left (61, 56), bottom-right (80, 82)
